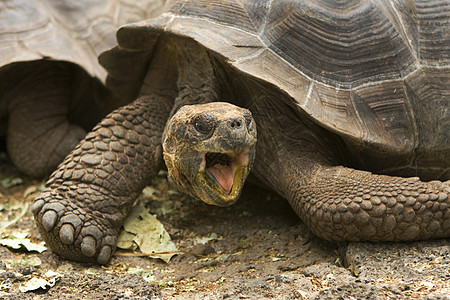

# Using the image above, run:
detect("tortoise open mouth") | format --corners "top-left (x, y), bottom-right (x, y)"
top-left (199, 148), bottom-right (252, 205)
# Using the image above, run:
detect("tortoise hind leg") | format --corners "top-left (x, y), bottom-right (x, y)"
top-left (32, 96), bottom-right (171, 264)
top-left (285, 163), bottom-right (450, 242)
top-left (6, 61), bottom-right (88, 178)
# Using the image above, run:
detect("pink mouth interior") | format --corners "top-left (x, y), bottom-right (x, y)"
top-left (207, 164), bottom-right (235, 194)
top-left (204, 150), bottom-right (250, 195)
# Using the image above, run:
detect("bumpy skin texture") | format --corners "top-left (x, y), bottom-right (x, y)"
top-left (32, 97), bottom-right (171, 263)
top-left (2, 61), bottom-right (112, 177)
top-left (250, 97), bottom-right (450, 243)
top-left (291, 167), bottom-right (450, 241)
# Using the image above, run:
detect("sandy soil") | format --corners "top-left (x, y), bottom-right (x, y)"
top-left (0, 152), bottom-right (449, 299)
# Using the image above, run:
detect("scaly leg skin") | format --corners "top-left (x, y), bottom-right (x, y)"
top-left (6, 62), bottom-right (86, 178)
top-left (250, 97), bottom-right (450, 242)
top-left (288, 165), bottom-right (450, 242)
top-left (32, 96), bottom-right (171, 264)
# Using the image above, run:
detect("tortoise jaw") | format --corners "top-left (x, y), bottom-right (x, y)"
top-left (199, 148), bottom-right (253, 206)
top-left (162, 102), bottom-right (257, 206)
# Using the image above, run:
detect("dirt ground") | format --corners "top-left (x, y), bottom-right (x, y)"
top-left (1, 151), bottom-right (449, 299)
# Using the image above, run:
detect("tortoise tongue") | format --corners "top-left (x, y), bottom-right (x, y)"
top-left (207, 164), bottom-right (234, 194)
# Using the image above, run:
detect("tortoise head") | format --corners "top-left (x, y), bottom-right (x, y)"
top-left (163, 102), bottom-right (257, 207)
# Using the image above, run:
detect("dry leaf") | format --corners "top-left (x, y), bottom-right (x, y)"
top-left (0, 177), bottom-right (23, 189)
top-left (117, 205), bottom-right (177, 263)
top-left (0, 231), bottom-right (47, 253)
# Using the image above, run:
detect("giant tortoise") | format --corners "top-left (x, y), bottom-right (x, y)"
top-left (32, 0), bottom-right (449, 264)
top-left (0, 0), bottom-right (166, 177)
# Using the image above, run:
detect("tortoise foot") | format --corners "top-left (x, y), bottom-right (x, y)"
top-left (32, 183), bottom-right (124, 264)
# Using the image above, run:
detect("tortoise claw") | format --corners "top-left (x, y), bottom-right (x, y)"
top-left (31, 97), bottom-right (169, 264)
top-left (31, 198), bottom-right (45, 214)
top-left (97, 245), bottom-right (113, 265)
top-left (59, 224), bottom-right (75, 245)
top-left (42, 210), bottom-right (57, 232)
top-left (32, 185), bottom-right (121, 264)
top-left (81, 236), bottom-right (97, 257)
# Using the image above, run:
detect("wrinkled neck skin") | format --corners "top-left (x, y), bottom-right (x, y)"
top-left (250, 97), bottom-right (342, 198)
top-left (216, 65), bottom-right (346, 198)
top-left (141, 36), bottom-right (259, 206)
top-left (138, 35), bottom-right (221, 141)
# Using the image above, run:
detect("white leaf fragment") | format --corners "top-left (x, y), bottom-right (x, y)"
top-left (19, 278), bottom-right (52, 293)
top-left (44, 270), bottom-right (61, 278)
top-left (192, 233), bottom-right (218, 245)
top-left (19, 271), bottom-right (61, 292)
top-left (127, 267), bottom-right (156, 282)
top-left (17, 256), bottom-right (42, 267)
top-left (419, 281), bottom-right (435, 289)
top-left (141, 186), bottom-right (158, 198)
top-left (0, 231), bottom-right (47, 253)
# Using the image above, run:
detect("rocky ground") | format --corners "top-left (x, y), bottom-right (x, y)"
top-left (0, 151), bottom-right (449, 299)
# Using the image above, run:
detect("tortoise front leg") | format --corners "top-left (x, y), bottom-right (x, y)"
top-left (250, 97), bottom-right (449, 242)
top-left (32, 96), bottom-right (171, 264)
top-left (286, 163), bottom-right (450, 242)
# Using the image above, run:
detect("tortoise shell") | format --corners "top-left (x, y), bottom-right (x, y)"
top-left (102, 0), bottom-right (449, 178)
top-left (0, 0), bottom-right (166, 81)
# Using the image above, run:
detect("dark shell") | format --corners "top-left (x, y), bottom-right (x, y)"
top-left (101, 0), bottom-right (449, 173)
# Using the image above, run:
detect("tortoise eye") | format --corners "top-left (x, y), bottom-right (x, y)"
top-left (193, 114), bottom-right (215, 135)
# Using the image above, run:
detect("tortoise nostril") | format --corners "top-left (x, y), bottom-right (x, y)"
top-left (229, 118), bottom-right (243, 129)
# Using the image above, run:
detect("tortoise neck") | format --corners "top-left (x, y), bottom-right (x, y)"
top-left (250, 95), bottom-right (345, 197)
